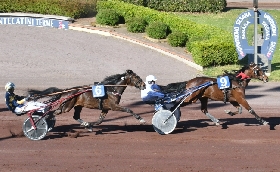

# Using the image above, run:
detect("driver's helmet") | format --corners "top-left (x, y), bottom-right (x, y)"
top-left (5, 82), bottom-right (15, 91)
top-left (146, 75), bottom-right (157, 82)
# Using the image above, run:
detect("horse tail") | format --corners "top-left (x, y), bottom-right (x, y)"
top-left (28, 87), bottom-right (64, 100)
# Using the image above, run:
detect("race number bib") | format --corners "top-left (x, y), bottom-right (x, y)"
top-left (217, 76), bottom-right (230, 89)
top-left (92, 85), bottom-right (105, 97)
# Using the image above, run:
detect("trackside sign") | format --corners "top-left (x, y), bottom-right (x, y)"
top-left (0, 17), bottom-right (69, 29)
top-left (233, 10), bottom-right (278, 60)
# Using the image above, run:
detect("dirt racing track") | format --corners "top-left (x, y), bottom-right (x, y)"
top-left (1, 20), bottom-right (280, 171)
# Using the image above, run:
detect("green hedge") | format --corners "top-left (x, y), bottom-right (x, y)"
top-left (96, 9), bottom-right (120, 26)
top-left (0, 0), bottom-right (97, 19)
top-left (146, 21), bottom-right (170, 39)
top-left (97, 0), bottom-right (238, 67)
top-left (190, 39), bottom-right (238, 66)
top-left (167, 31), bottom-right (188, 47)
top-left (126, 17), bottom-right (147, 33)
top-left (121, 0), bottom-right (227, 13)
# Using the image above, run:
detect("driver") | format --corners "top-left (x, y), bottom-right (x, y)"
top-left (5, 82), bottom-right (47, 116)
top-left (141, 75), bottom-right (181, 121)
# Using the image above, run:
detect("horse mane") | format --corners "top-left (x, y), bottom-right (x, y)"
top-left (159, 81), bottom-right (187, 94)
top-left (100, 73), bottom-right (125, 85)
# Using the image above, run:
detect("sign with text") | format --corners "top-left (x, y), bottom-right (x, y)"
top-left (0, 17), bottom-right (69, 29)
top-left (233, 10), bottom-right (278, 60)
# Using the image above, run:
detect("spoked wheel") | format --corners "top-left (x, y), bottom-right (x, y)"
top-left (152, 109), bottom-right (177, 135)
top-left (22, 115), bottom-right (48, 141)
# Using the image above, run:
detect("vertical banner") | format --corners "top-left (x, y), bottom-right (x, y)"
top-left (233, 10), bottom-right (278, 60)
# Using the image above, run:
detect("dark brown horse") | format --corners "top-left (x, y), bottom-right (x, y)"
top-left (29, 70), bottom-right (146, 129)
top-left (180, 62), bottom-right (269, 125)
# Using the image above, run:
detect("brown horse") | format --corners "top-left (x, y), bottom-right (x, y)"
top-left (29, 70), bottom-right (146, 129)
top-left (180, 62), bottom-right (269, 125)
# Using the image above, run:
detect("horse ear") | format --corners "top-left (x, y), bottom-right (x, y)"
top-left (126, 70), bottom-right (133, 74)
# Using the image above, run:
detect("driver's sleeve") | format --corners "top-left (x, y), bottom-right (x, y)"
top-left (148, 91), bottom-right (165, 98)
top-left (151, 84), bottom-right (161, 91)
top-left (5, 94), bottom-right (13, 111)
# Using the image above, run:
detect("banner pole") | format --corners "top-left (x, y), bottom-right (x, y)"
top-left (253, 0), bottom-right (258, 64)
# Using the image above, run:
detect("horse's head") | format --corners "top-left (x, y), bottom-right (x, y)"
top-left (123, 70), bottom-right (146, 90)
top-left (244, 63), bottom-right (269, 83)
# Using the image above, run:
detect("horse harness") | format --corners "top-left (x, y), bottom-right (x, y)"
top-left (218, 73), bottom-right (250, 104)
top-left (97, 73), bottom-right (143, 110)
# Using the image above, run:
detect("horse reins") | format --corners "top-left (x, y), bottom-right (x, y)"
top-left (31, 73), bottom-right (143, 99)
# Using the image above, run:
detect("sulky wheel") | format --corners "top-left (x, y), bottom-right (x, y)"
top-left (152, 109), bottom-right (177, 135)
top-left (22, 115), bottom-right (48, 141)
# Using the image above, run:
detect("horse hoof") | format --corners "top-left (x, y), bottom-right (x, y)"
top-left (224, 110), bottom-right (235, 116)
top-left (263, 121), bottom-right (269, 125)
top-left (139, 119), bottom-right (146, 125)
top-left (87, 127), bottom-right (93, 132)
top-left (81, 122), bottom-right (89, 127)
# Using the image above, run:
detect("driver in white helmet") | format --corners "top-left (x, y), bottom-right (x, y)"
top-left (141, 75), bottom-right (181, 121)
top-left (141, 75), bottom-right (165, 103)
top-left (5, 82), bottom-right (47, 116)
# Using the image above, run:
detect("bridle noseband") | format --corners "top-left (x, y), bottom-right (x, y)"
top-left (252, 65), bottom-right (265, 81)
top-left (125, 73), bottom-right (143, 89)
top-left (109, 73), bottom-right (143, 96)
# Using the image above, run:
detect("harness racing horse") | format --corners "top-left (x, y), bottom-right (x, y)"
top-left (29, 70), bottom-right (146, 129)
top-left (161, 63), bottom-right (268, 125)
top-left (180, 62), bottom-right (269, 125)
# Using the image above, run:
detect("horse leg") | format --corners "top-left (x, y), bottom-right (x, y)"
top-left (53, 106), bottom-right (62, 116)
top-left (91, 109), bottom-right (109, 126)
top-left (200, 97), bottom-right (220, 125)
top-left (249, 109), bottom-right (269, 125)
top-left (112, 105), bottom-right (146, 124)
top-left (236, 98), bottom-right (268, 125)
top-left (124, 107), bottom-right (146, 124)
top-left (53, 98), bottom-right (76, 116)
top-left (224, 101), bottom-right (242, 116)
top-left (73, 105), bottom-right (92, 131)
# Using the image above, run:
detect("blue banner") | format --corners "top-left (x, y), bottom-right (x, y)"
top-left (0, 17), bottom-right (69, 29)
top-left (233, 10), bottom-right (278, 60)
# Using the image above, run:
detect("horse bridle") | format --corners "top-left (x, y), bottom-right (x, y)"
top-left (252, 65), bottom-right (265, 81)
top-left (109, 73), bottom-right (143, 96)
top-left (125, 73), bottom-right (143, 89)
